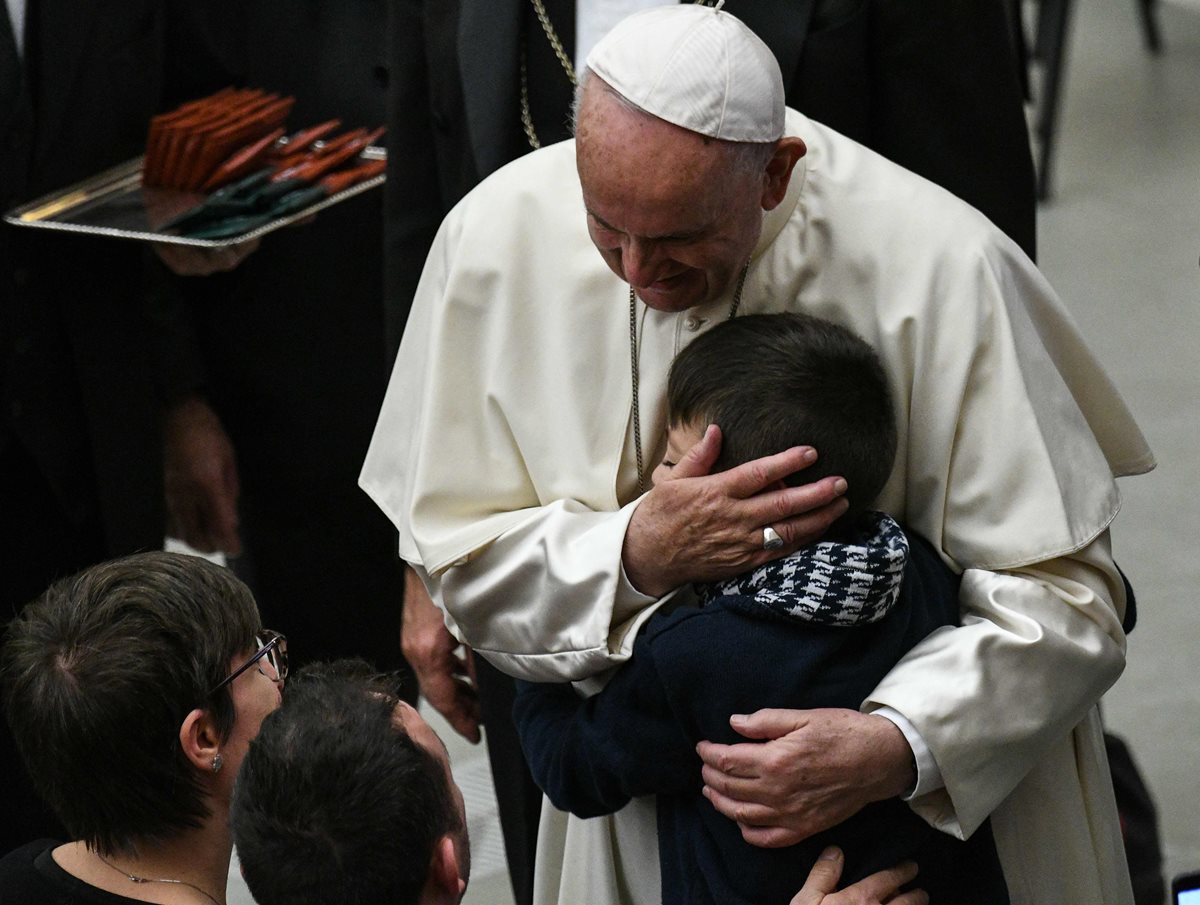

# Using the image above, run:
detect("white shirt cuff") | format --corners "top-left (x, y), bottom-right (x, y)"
top-left (616, 558), bottom-right (660, 610)
top-left (869, 705), bottom-right (944, 800)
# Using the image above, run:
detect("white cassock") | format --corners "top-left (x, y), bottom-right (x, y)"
top-left (361, 109), bottom-right (1155, 905)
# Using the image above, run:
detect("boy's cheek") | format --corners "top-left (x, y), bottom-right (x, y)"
top-left (650, 462), bottom-right (672, 486)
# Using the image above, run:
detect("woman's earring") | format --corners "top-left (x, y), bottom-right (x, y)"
top-left (210, 753), bottom-right (223, 774)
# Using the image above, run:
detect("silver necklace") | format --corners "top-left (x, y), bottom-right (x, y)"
top-left (520, 0), bottom-right (577, 150)
top-left (628, 263), bottom-right (749, 492)
top-left (96, 853), bottom-right (222, 905)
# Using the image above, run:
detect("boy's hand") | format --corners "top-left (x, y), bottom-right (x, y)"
top-left (792, 848), bottom-right (927, 905)
top-left (623, 425), bottom-right (848, 597)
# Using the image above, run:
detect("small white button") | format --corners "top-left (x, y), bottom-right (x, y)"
top-left (684, 316), bottom-right (707, 332)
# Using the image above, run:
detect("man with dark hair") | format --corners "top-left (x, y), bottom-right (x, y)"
top-left (232, 659), bottom-right (931, 905)
top-left (514, 314), bottom-right (1006, 903)
top-left (231, 662), bottom-right (470, 905)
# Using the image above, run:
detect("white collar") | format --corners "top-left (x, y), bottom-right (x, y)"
top-left (4, 0), bottom-right (25, 58)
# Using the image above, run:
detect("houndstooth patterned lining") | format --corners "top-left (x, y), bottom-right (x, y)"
top-left (697, 512), bottom-right (909, 626)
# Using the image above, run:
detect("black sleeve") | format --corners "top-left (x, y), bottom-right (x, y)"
top-left (163, 0), bottom-right (240, 106)
top-left (784, 0), bottom-right (1037, 260)
top-left (901, 530), bottom-right (964, 627)
top-left (512, 640), bottom-right (700, 818)
top-left (866, 0), bottom-right (1037, 259)
top-left (139, 254), bottom-right (208, 406)
top-left (382, 0), bottom-right (451, 362)
top-left (141, 0), bottom-right (241, 406)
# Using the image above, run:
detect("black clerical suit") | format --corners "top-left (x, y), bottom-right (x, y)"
top-left (174, 1), bottom-right (415, 683)
top-left (0, 0), bottom-right (227, 855)
top-left (385, 3), bottom-right (1036, 903)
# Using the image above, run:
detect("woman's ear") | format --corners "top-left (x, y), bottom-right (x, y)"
top-left (179, 707), bottom-right (222, 773)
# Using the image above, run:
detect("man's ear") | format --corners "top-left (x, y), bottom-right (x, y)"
top-left (760, 137), bottom-right (807, 211)
top-left (428, 835), bottom-right (465, 900)
top-left (179, 707), bottom-right (222, 773)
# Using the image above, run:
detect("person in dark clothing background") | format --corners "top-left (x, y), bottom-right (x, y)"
top-left (164, 1), bottom-right (416, 691)
top-left (0, 0), bottom-right (231, 856)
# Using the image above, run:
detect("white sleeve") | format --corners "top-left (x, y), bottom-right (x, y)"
top-left (417, 496), bottom-right (674, 682)
top-left (868, 705), bottom-right (944, 800)
top-left (863, 531), bottom-right (1127, 839)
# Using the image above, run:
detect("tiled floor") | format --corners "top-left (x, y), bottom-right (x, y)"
top-left (234, 3), bottom-right (1200, 903)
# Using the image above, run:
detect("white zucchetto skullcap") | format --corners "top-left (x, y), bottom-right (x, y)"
top-left (585, 2), bottom-right (785, 143)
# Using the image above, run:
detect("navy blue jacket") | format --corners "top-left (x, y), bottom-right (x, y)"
top-left (514, 532), bottom-right (1008, 904)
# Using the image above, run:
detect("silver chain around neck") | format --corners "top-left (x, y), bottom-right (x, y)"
top-left (96, 853), bottom-right (222, 905)
top-left (520, 0), bottom-right (719, 150)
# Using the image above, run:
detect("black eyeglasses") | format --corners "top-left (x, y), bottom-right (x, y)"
top-left (210, 630), bottom-right (288, 695)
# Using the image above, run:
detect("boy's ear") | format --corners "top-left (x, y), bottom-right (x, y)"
top-left (179, 707), bottom-right (222, 773)
top-left (428, 835), bottom-right (465, 899)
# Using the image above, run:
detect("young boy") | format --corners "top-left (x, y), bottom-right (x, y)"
top-left (513, 313), bottom-right (1008, 904)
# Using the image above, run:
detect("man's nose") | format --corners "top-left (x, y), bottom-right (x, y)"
top-left (622, 238), bottom-right (663, 287)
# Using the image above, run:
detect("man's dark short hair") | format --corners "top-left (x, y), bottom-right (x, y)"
top-left (231, 661), bottom-right (463, 905)
top-left (0, 552), bottom-right (260, 855)
top-left (668, 312), bottom-right (897, 531)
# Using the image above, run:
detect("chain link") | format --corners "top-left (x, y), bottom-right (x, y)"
top-left (531, 0), bottom-right (577, 84)
top-left (521, 0), bottom-right (577, 150)
top-left (96, 854), bottom-right (221, 905)
top-left (521, 0), bottom-right (720, 150)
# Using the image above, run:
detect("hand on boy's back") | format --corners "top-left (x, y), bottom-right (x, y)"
top-left (622, 424), bottom-right (850, 598)
top-left (697, 709), bottom-right (915, 848)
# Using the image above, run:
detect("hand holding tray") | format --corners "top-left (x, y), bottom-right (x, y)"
top-left (3, 90), bottom-right (387, 248)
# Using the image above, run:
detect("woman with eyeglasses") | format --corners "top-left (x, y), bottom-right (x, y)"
top-left (0, 551), bottom-right (287, 905)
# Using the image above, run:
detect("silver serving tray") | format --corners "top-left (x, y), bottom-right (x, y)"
top-left (3, 146), bottom-right (386, 248)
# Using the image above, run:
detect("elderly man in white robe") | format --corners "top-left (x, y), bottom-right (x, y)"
top-left (362, 5), bottom-right (1154, 904)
